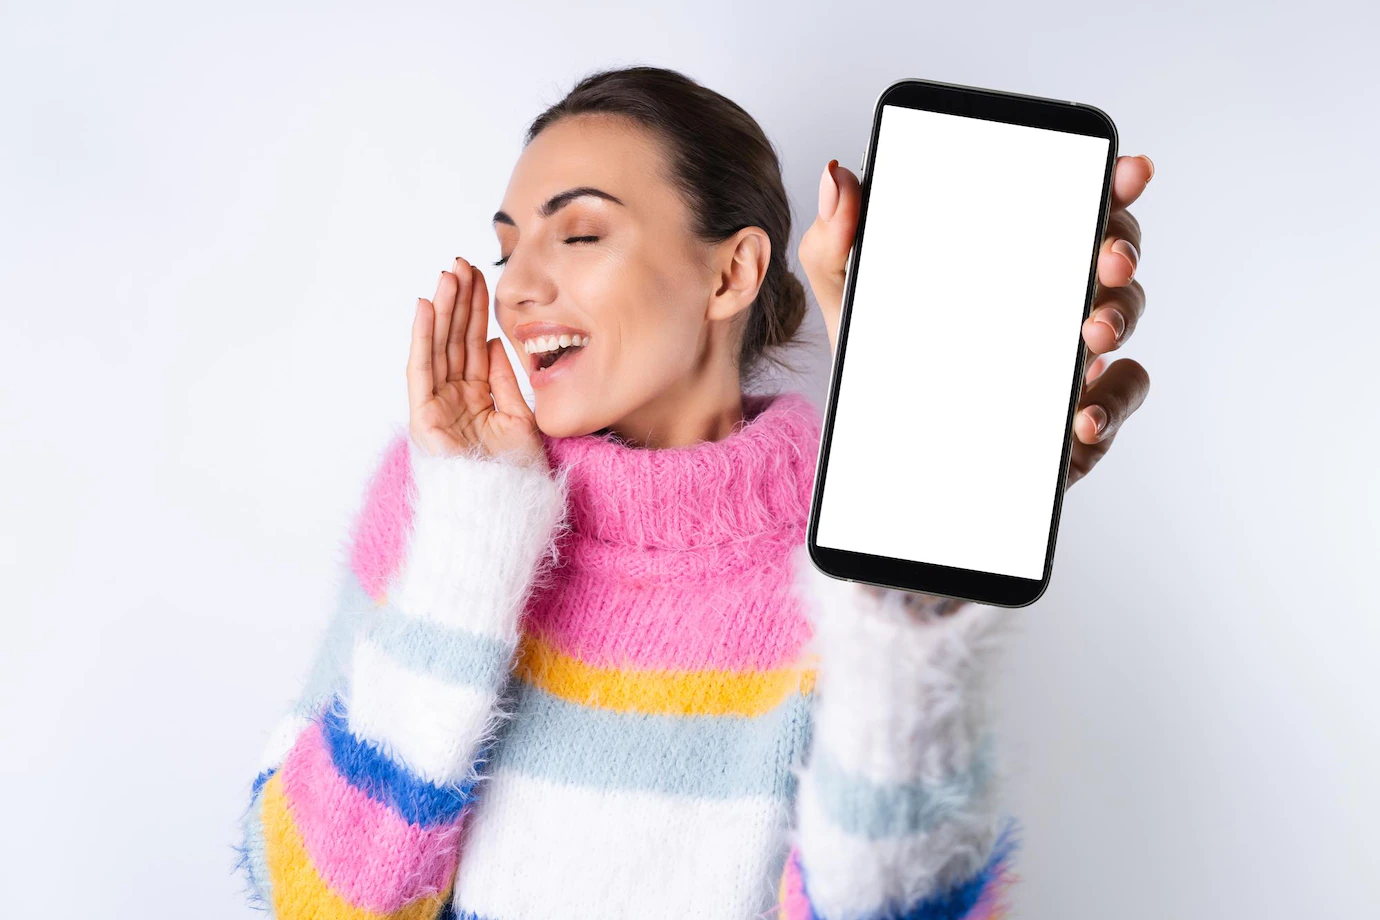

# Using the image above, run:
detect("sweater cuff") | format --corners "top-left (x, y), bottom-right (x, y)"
top-left (788, 544), bottom-right (1018, 916)
top-left (790, 543), bottom-right (1013, 782)
top-left (386, 437), bottom-right (571, 644)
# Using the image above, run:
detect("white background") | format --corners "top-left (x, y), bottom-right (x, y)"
top-left (818, 107), bottom-right (1109, 579)
top-left (2, 1), bottom-right (1376, 917)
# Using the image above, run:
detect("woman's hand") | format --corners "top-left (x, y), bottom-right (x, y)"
top-left (408, 257), bottom-right (547, 471)
top-left (798, 154), bottom-right (1154, 491)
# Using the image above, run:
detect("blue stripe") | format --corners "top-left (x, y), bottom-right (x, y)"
top-left (321, 697), bottom-right (488, 827)
top-left (795, 816), bottom-right (1021, 920)
top-left (806, 738), bottom-right (995, 839)
top-left (487, 677), bottom-right (811, 799)
top-left (250, 767), bottom-right (275, 797)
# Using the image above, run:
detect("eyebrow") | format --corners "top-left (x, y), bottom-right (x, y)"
top-left (492, 186), bottom-right (626, 226)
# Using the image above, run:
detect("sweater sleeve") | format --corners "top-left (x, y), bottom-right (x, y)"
top-left (233, 428), bottom-right (571, 918)
top-left (776, 543), bottom-right (1021, 920)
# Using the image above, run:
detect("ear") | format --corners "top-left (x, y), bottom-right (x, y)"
top-left (706, 226), bottom-right (771, 323)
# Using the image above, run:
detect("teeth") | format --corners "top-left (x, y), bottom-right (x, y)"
top-left (524, 334), bottom-right (590, 354)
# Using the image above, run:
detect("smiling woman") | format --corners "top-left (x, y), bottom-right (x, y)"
top-left (481, 71), bottom-right (812, 445)
top-left (234, 64), bottom-right (1025, 920)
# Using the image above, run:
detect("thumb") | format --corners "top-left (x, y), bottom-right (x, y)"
top-left (486, 338), bottom-right (530, 419)
top-left (800, 160), bottom-right (862, 346)
top-left (814, 160), bottom-right (862, 265)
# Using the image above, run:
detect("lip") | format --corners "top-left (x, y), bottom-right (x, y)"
top-left (514, 321), bottom-right (590, 343)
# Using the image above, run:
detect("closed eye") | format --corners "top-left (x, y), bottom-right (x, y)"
top-left (493, 236), bottom-right (600, 267)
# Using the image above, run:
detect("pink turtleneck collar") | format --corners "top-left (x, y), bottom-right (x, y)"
top-left (538, 391), bottom-right (823, 557)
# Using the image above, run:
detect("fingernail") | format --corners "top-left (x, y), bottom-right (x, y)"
top-left (1112, 239), bottom-right (1139, 277)
top-left (1085, 405), bottom-right (1108, 436)
top-left (1140, 155), bottom-right (1155, 183)
top-left (818, 159), bottom-right (840, 221)
top-left (1095, 307), bottom-right (1125, 342)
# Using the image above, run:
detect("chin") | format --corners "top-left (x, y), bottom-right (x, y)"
top-left (532, 398), bottom-right (605, 440)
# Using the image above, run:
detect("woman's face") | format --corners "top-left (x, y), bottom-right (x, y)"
top-left (492, 114), bottom-right (764, 442)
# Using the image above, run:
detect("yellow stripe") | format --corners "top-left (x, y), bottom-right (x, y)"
top-left (260, 771), bottom-right (451, 920)
top-left (514, 631), bottom-right (818, 717)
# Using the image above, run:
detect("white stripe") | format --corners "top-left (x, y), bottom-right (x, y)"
top-left (257, 712), bottom-right (310, 773)
top-left (346, 634), bottom-right (500, 786)
top-left (452, 769), bottom-right (791, 920)
top-left (793, 766), bottom-right (1001, 920)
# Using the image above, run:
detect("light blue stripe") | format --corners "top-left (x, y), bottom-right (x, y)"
top-left (356, 605), bottom-right (514, 689)
top-left (793, 814), bottom-right (1021, 920)
top-left (294, 600), bottom-right (354, 718)
top-left (488, 678), bottom-right (812, 800)
top-left (294, 565), bottom-right (516, 721)
top-left (807, 738), bottom-right (995, 839)
top-left (235, 780), bottom-right (273, 908)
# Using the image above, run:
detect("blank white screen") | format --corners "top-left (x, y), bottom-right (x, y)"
top-left (816, 104), bottom-right (1110, 580)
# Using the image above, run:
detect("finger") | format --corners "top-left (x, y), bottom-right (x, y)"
top-left (1082, 279), bottom-right (1145, 354)
top-left (445, 258), bottom-right (472, 383)
top-left (407, 298), bottom-right (436, 412)
top-left (465, 265), bottom-right (491, 384)
top-left (1110, 154), bottom-right (1154, 210)
top-left (1083, 352), bottom-right (1109, 385)
top-left (431, 269), bottom-right (458, 392)
top-left (1073, 357), bottom-right (1150, 444)
top-left (486, 337), bottom-right (529, 418)
top-left (1104, 208), bottom-right (1143, 258)
top-left (1097, 233), bottom-right (1139, 288)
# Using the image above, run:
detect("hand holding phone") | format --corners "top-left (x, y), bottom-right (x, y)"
top-left (801, 78), bottom-right (1153, 608)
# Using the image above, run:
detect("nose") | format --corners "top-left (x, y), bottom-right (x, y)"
top-left (493, 242), bottom-right (558, 313)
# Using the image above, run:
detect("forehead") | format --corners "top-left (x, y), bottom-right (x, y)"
top-left (497, 114), bottom-right (679, 224)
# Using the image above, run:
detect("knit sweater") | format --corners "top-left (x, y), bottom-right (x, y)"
top-left (234, 390), bottom-right (1020, 920)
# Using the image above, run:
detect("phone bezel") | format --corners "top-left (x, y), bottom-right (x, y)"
top-left (806, 77), bottom-right (1120, 609)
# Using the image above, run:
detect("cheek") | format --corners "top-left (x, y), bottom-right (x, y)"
top-left (571, 252), bottom-right (703, 375)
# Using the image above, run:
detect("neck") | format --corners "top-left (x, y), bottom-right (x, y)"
top-left (601, 376), bottom-right (746, 450)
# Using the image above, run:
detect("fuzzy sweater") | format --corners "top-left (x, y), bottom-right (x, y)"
top-left (234, 390), bottom-right (1020, 920)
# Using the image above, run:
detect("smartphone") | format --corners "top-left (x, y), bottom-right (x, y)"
top-left (807, 77), bottom-right (1119, 608)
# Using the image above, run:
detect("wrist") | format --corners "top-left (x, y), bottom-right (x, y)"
top-left (856, 583), bottom-right (969, 620)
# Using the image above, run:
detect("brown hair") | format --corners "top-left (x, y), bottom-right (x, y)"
top-left (525, 65), bottom-right (809, 388)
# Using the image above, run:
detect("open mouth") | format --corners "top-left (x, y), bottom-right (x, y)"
top-left (526, 334), bottom-right (590, 375)
top-left (534, 344), bottom-right (578, 371)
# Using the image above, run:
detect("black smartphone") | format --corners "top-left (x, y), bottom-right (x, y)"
top-left (807, 77), bottom-right (1119, 608)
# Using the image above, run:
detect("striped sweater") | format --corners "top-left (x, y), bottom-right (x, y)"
top-left (234, 390), bottom-right (1020, 920)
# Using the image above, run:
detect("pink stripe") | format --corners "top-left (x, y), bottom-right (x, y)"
top-left (278, 721), bottom-right (462, 912)
top-left (528, 568), bottom-right (813, 670)
top-left (349, 431), bottom-right (414, 604)
top-left (777, 845), bottom-right (813, 920)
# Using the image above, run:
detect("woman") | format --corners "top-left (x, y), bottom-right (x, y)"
top-left (235, 65), bottom-right (1152, 920)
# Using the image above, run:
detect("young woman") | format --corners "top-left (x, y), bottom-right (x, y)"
top-left (235, 65), bottom-right (1152, 920)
